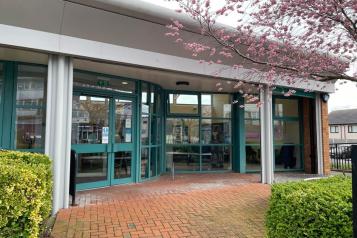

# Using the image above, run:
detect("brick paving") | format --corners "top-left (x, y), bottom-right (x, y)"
top-left (52, 173), bottom-right (270, 238)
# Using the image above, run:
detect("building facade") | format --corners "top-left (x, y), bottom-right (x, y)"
top-left (0, 0), bottom-right (332, 214)
top-left (329, 109), bottom-right (357, 143)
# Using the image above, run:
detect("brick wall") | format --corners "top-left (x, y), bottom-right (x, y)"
top-left (321, 100), bottom-right (331, 175)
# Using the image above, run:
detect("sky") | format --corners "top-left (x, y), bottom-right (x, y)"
top-left (141, 0), bottom-right (357, 113)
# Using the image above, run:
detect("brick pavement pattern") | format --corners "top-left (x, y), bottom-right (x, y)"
top-left (52, 173), bottom-right (270, 238)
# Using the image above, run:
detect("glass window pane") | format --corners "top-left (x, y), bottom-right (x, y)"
top-left (274, 120), bottom-right (300, 145)
top-left (166, 118), bottom-right (199, 144)
top-left (166, 146), bottom-right (200, 171)
top-left (16, 65), bottom-right (46, 106)
top-left (71, 95), bottom-right (109, 144)
top-left (76, 153), bottom-right (108, 184)
top-left (201, 146), bottom-right (231, 170)
top-left (115, 99), bottom-right (132, 143)
top-left (201, 119), bottom-right (231, 144)
top-left (141, 148), bottom-right (149, 179)
top-left (0, 64), bottom-right (3, 106)
top-left (74, 71), bottom-right (135, 94)
top-left (201, 94), bottom-right (231, 118)
top-left (169, 94), bottom-right (198, 114)
top-left (141, 114), bottom-right (149, 145)
top-left (15, 108), bottom-right (45, 149)
top-left (114, 152), bottom-right (131, 179)
top-left (246, 145), bottom-right (261, 171)
top-left (150, 147), bottom-right (157, 177)
top-left (274, 98), bottom-right (299, 117)
top-left (141, 83), bottom-right (149, 114)
top-left (151, 115), bottom-right (157, 145)
top-left (274, 145), bottom-right (302, 169)
top-left (245, 119), bottom-right (260, 144)
top-left (244, 101), bottom-right (260, 119)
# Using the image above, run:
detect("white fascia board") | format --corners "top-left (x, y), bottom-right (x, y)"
top-left (0, 23), bottom-right (334, 93)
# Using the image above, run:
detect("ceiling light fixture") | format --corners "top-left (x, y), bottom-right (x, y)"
top-left (176, 81), bottom-right (189, 86)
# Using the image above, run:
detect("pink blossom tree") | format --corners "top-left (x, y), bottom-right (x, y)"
top-left (165, 0), bottom-right (357, 98)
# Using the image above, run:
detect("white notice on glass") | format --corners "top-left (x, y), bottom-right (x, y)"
top-left (125, 132), bottom-right (131, 142)
top-left (125, 118), bottom-right (132, 128)
top-left (102, 127), bottom-right (109, 144)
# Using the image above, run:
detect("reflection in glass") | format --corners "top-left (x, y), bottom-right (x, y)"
top-left (16, 65), bottom-right (46, 106)
top-left (150, 115), bottom-right (157, 145)
top-left (76, 153), bottom-right (107, 184)
top-left (71, 96), bottom-right (109, 144)
top-left (114, 152), bottom-right (131, 179)
top-left (166, 118), bottom-right (199, 144)
top-left (201, 146), bottom-right (231, 170)
top-left (274, 98), bottom-right (298, 117)
top-left (201, 119), bottom-right (231, 144)
top-left (15, 108), bottom-right (45, 149)
top-left (245, 119), bottom-right (260, 144)
top-left (274, 145), bottom-right (301, 169)
top-left (142, 83), bottom-right (149, 114)
top-left (115, 99), bottom-right (132, 143)
top-left (73, 71), bottom-right (135, 94)
top-left (274, 120), bottom-right (300, 144)
top-left (169, 94), bottom-right (198, 114)
top-left (244, 103), bottom-right (260, 119)
top-left (166, 146), bottom-right (200, 171)
top-left (0, 64), bottom-right (2, 106)
top-left (150, 147), bottom-right (157, 177)
top-left (141, 148), bottom-right (149, 178)
top-left (246, 145), bottom-right (261, 171)
top-left (141, 115), bottom-right (149, 145)
top-left (201, 94), bottom-right (231, 118)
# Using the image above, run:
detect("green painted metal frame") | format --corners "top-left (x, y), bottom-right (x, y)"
top-left (72, 70), bottom-right (140, 190)
top-left (0, 61), bottom-right (47, 152)
top-left (272, 95), bottom-right (305, 172)
top-left (164, 91), bottom-right (235, 173)
top-left (139, 82), bottom-right (163, 182)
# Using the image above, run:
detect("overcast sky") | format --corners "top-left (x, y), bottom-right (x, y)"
top-left (142, 0), bottom-right (357, 113)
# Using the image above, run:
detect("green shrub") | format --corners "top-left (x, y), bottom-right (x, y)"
top-left (266, 176), bottom-right (352, 238)
top-left (0, 151), bottom-right (52, 238)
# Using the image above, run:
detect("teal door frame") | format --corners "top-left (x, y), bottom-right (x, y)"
top-left (72, 87), bottom-right (138, 190)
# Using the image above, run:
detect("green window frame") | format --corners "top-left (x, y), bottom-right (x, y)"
top-left (165, 91), bottom-right (233, 172)
top-left (273, 96), bottom-right (304, 171)
top-left (0, 61), bottom-right (47, 153)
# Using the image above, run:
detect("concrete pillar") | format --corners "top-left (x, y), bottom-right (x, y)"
top-left (315, 95), bottom-right (324, 176)
top-left (45, 55), bottom-right (73, 214)
top-left (260, 86), bottom-right (274, 184)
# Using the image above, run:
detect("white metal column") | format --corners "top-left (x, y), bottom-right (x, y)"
top-left (315, 94), bottom-right (324, 175)
top-left (260, 86), bottom-right (274, 184)
top-left (45, 55), bottom-right (73, 214)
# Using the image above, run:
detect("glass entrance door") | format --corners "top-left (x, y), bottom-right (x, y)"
top-left (111, 97), bottom-right (135, 185)
top-left (71, 94), bottom-right (136, 190)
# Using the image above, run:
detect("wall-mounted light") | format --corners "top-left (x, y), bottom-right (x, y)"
top-left (122, 81), bottom-right (128, 85)
top-left (321, 93), bottom-right (330, 102)
top-left (176, 81), bottom-right (189, 86)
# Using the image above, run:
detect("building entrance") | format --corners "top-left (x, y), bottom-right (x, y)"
top-left (71, 93), bottom-right (136, 190)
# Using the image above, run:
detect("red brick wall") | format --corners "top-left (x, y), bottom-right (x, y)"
top-left (321, 100), bottom-right (331, 175)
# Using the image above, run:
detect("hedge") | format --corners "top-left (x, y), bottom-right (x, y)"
top-left (266, 176), bottom-right (352, 238)
top-left (0, 151), bottom-right (52, 238)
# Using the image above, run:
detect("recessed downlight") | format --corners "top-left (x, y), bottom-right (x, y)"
top-left (176, 81), bottom-right (189, 86)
